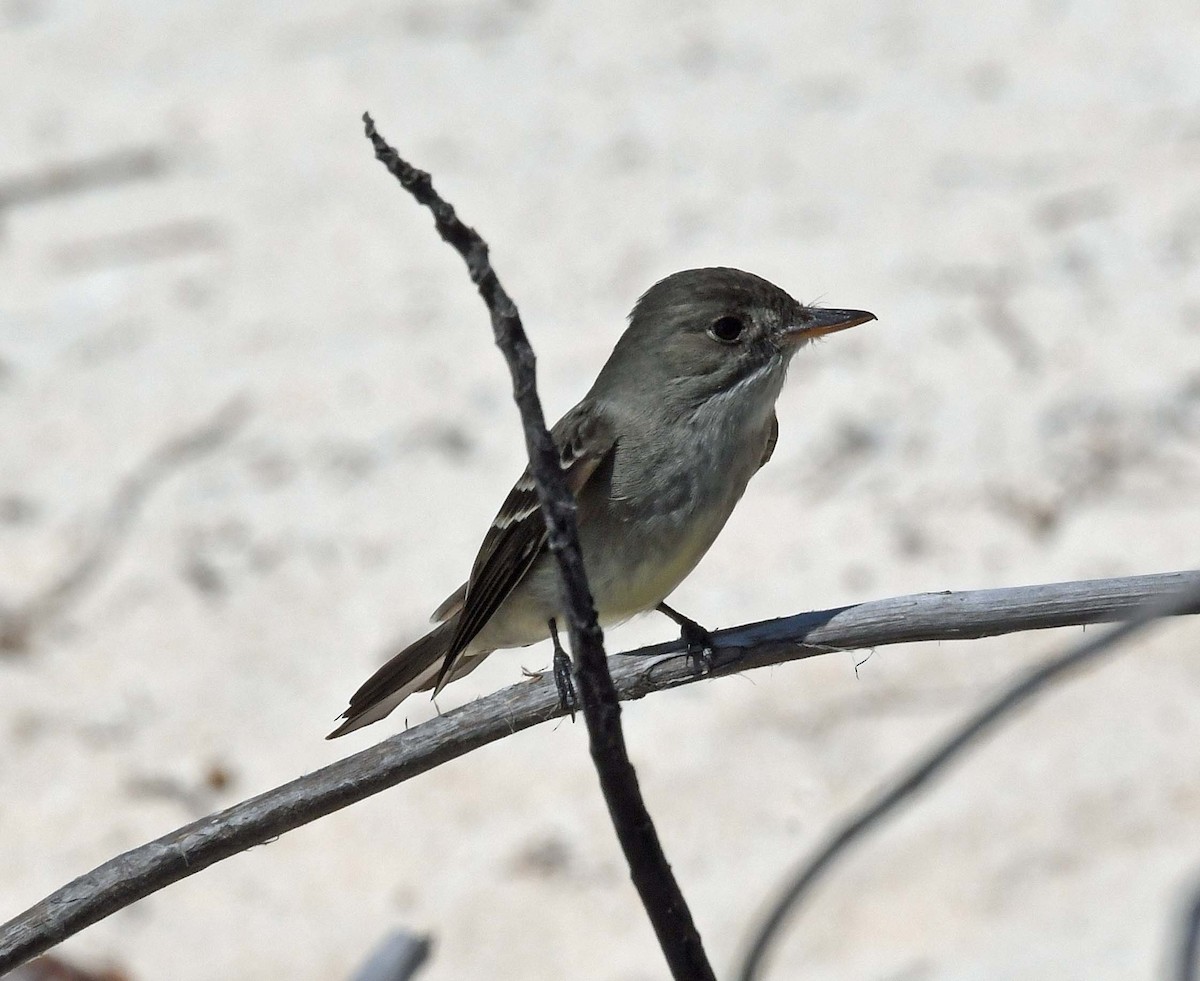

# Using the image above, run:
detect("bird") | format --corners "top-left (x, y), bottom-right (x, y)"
top-left (328, 267), bottom-right (875, 737)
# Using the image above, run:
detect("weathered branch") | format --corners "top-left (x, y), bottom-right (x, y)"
top-left (1, 570), bottom-right (1196, 973)
top-left (736, 574), bottom-right (1200, 981)
top-left (361, 113), bottom-right (714, 979)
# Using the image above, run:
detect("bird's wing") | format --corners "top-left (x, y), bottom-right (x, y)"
top-left (759, 411), bottom-right (779, 469)
top-left (433, 405), bottom-right (617, 692)
top-left (430, 581), bottom-right (466, 622)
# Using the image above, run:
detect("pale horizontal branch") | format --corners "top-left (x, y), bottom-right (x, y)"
top-left (1, 569), bottom-right (1197, 972)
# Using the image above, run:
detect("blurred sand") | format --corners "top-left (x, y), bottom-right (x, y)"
top-left (3, 1), bottom-right (1200, 978)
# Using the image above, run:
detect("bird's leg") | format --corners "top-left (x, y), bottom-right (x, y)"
top-left (548, 618), bottom-right (578, 720)
top-left (656, 601), bottom-right (716, 673)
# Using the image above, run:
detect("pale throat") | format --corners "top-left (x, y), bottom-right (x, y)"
top-left (691, 356), bottom-right (786, 443)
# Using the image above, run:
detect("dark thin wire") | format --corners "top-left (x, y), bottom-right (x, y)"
top-left (738, 577), bottom-right (1200, 981)
top-left (1177, 874), bottom-right (1200, 981)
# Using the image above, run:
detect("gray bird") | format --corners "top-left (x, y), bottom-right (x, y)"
top-left (329, 267), bottom-right (874, 737)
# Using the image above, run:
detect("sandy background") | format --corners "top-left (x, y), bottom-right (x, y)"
top-left (3, 1), bottom-right (1200, 978)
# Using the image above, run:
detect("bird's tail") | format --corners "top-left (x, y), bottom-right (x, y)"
top-left (327, 619), bottom-right (489, 738)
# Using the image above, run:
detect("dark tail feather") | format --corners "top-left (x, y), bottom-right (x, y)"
top-left (327, 620), bottom-right (459, 738)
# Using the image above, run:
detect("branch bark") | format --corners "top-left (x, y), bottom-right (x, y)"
top-left (361, 113), bottom-right (714, 979)
top-left (1, 570), bottom-right (1196, 973)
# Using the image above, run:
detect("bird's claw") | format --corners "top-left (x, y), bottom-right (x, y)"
top-left (679, 621), bottom-right (716, 675)
top-left (656, 602), bottom-right (718, 675)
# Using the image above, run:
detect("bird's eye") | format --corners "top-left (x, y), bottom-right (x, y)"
top-left (708, 316), bottom-right (745, 344)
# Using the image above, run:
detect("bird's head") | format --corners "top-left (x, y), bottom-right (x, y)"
top-left (596, 267), bottom-right (875, 412)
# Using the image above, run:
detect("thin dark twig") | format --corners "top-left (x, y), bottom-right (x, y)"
top-left (0, 147), bottom-right (167, 212)
top-left (1, 571), bottom-right (1196, 974)
top-left (1177, 873), bottom-right (1200, 981)
top-left (361, 112), bottom-right (714, 980)
top-left (736, 575), bottom-right (1200, 981)
top-left (0, 398), bottom-right (249, 654)
top-left (350, 928), bottom-right (432, 981)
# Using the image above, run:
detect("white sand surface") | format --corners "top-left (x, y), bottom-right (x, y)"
top-left (3, 1), bottom-right (1200, 978)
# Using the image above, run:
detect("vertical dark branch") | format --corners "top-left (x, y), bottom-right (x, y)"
top-left (362, 113), bottom-right (714, 981)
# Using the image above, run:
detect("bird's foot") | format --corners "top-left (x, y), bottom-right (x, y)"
top-left (657, 602), bottom-right (716, 675)
top-left (548, 618), bottom-right (578, 720)
top-left (680, 621), bottom-right (716, 674)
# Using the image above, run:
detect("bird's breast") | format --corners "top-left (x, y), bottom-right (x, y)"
top-left (478, 407), bottom-right (774, 647)
top-left (582, 413), bottom-right (768, 619)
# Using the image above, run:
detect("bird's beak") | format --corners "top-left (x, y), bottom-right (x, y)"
top-left (784, 308), bottom-right (877, 342)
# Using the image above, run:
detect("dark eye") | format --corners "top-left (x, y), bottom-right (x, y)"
top-left (708, 315), bottom-right (745, 344)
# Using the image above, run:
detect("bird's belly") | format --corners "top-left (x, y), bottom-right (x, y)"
top-left (590, 508), bottom-right (727, 621)
top-left (470, 504), bottom-right (729, 652)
